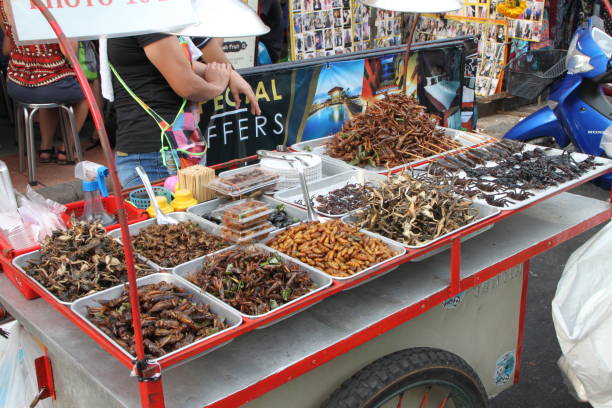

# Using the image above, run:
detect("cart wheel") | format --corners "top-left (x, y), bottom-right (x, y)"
top-left (322, 348), bottom-right (487, 408)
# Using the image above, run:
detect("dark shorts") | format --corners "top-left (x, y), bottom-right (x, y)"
top-left (7, 77), bottom-right (84, 105)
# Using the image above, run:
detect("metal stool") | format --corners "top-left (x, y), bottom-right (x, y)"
top-left (15, 102), bottom-right (83, 186)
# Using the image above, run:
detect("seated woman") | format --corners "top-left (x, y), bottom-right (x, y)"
top-left (0, 0), bottom-right (88, 164)
top-left (108, 34), bottom-right (260, 188)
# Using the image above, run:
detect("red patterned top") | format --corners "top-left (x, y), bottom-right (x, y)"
top-left (0, 0), bottom-right (74, 87)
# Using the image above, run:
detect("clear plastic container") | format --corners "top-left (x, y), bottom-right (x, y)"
top-left (207, 166), bottom-right (279, 198)
top-left (220, 222), bottom-right (276, 244)
top-left (212, 199), bottom-right (273, 230)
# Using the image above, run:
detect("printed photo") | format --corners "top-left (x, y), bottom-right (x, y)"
top-left (314, 12), bottom-right (325, 29)
top-left (305, 52), bottom-right (315, 59)
top-left (332, 0), bottom-right (341, 7)
top-left (315, 30), bottom-right (324, 49)
top-left (354, 24), bottom-right (362, 42)
top-left (293, 0), bottom-right (302, 11)
top-left (313, 0), bottom-right (322, 10)
top-left (342, 0), bottom-right (349, 7)
top-left (324, 28), bottom-right (334, 49)
top-left (323, 0), bottom-right (332, 9)
top-left (362, 21), bottom-right (370, 40)
top-left (334, 27), bottom-right (344, 47)
top-left (305, 32), bottom-right (315, 52)
top-left (303, 13), bottom-right (313, 31)
top-left (295, 33), bottom-right (304, 53)
top-left (304, 0), bottom-right (313, 12)
top-left (323, 10), bottom-right (333, 28)
top-left (333, 8), bottom-right (343, 27)
top-left (293, 14), bottom-right (303, 34)
top-left (343, 9), bottom-right (351, 27)
top-left (343, 28), bottom-right (352, 47)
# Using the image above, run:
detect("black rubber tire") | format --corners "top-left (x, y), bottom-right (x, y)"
top-left (322, 347), bottom-right (488, 408)
top-left (525, 136), bottom-right (558, 148)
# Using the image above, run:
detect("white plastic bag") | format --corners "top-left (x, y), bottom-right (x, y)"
top-left (0, 322), bottom-right (54, 408)
top-left (601, 124), bottom-right (612, 157)
top-left (17, 186), bottom-right (66, 243)
top-left (552, 220), bottom-right (612, 408)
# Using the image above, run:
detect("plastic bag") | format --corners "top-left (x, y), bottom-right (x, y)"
top-left (17, 186), bottom-right (66, 243)
top-left (0, 321), bottom-right (54, 408)
top-left (552, 220), bottom-right (612, 408)
top-left (601, 124), bottom-right (612, 157)
top-left (0, 211), bottom-right (36, 251)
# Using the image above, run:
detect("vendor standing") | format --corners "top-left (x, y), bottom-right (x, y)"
top-left (108, 34), bottom-right (260, 188)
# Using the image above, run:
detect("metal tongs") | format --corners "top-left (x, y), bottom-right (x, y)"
top-left (257, 150), bottom-right (319, 222)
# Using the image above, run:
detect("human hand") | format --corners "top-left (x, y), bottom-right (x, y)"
top-left (229, 70), bottom-right (261, 115)
top-left (204, 62), bottom-right (232, 90)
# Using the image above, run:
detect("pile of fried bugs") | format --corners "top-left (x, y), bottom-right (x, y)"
top-left (326, 94), bottom-right (462, 168)
top-left (132, 222), bottom-right (229, 267)
top-left (353, 172), bottom-right (477, 246)
top-left (24, 221), bottom-right (155, 302)
top-left (267, 220), bottom-right (398, 277)
top-left (312, 183), bottom-right (370, 215)
top-left (429, 139), bottom-right (602, 207)
top-left (187, 247), bottom-right (316, 316)
top-left (87, 281), bottom-right (227, 358)
top-left (268, 205), bottom-right (299, 228)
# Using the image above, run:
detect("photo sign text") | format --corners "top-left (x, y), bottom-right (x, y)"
top-left (10, 0), bottom-right (195, 43)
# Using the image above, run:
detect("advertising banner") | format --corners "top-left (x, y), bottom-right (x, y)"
top-left (201, 44), bottom-right (470, 165)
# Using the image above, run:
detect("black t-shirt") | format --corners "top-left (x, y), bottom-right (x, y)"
top-left (259, 0), bottom-right (284, 63)
top-left (108, 34), bottom-right (182, 154)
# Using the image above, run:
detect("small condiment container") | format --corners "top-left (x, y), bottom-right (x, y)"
top-left (147, 196), bottom-right (174, 218)
top-left (171, 188), bottom-right (198, 211)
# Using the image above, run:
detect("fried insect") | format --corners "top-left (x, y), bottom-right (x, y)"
top-left (353, 172), bottom-right (477, 246)
top-left (24, 221), bottom-right (155, 302)
top-left (87, 281), bottom-right (227, 359)
top-left (132, 222), bottom-right (229, 267)
top-left (267, 220), bottom-right (398, 278)
top-left (314, 183), bottom-right (369, 215)
top-left (326, 94), bottom-right (462, 168)
top-left (186, 247), bottom-right (317, 316)
top-left (429, 141), bottom-right (602, 207)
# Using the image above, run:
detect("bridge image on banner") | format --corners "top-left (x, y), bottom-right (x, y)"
top-left (302, 59), bottom-right (365, 141)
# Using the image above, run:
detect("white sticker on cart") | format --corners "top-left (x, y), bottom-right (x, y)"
top-left (443, 292), bottom-right (465, 309)
top-left (495, 351), bottom-right (516, 386)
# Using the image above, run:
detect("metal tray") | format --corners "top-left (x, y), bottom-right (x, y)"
top-left (12, 250), bottom-right (160, 306)
top-left (445, 144), bottom-right (612, 211)
top-left (273, 170), bottom-right (387, 218)
top-left (108, 212), bottom-right (231, 271)
top-left (187, 196), bottom-right (306, 229)
top-left (341, 202), bottom-right (500, 261)
top-left (290, 127), bottom-right (493, 174)
top-left (263, 222), bottom-right (406, 284)
top-left (71, 273), bottom-right (242, 365)
top-left (173, 244), bottom-right (333, 325)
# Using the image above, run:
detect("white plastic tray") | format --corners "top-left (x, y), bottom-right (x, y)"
top-left (342, 202), bottom-right (500, 262)
top-left (263, 221), bottom-right (406, 284)
top-left (173, 244), bottom-right (332, 326)
top-left (108, 212), bottom-right (232, 271)
top-left (290, 127), bottom-right (493, 174)
top-left (70, 273), bottom-right (242, 364)
top-left (273, 170), bottom-right (387, 218)
top-left (436, 144), bottom-right (612, 211)
top-left (12, 249), bottom-right (160, 306)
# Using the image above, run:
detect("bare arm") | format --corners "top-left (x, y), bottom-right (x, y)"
top-left (144, 36), bottom-right (230, 102)
top-left (199, 38), bottom-right (261, 115)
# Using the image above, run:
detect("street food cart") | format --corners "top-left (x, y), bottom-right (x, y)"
top-left (1, 165), bottom-right (611, 407)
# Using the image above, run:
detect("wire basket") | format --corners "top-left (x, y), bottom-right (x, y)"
top-left (129, 187), bottom-right (173, 209)
top-left (505, 49), bottom-right (567, 99)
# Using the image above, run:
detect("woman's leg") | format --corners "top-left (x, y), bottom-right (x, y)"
top-left (37, 108), bottom-right (59, 161)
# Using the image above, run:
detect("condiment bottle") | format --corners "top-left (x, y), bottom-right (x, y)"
top-left (171, 189), bottom-right (198, 212)
top-left (147, 196), bottom-right (174, 218)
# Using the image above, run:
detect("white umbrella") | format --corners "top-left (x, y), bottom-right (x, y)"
top-left (173, 0), bottom-right (270, 37)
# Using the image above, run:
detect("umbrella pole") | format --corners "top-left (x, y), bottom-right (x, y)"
top-left (402, 13), bottom-right (421, 93)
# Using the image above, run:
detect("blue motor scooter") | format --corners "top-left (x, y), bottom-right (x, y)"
top-left (504, 16), bottom-right (612, 189)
